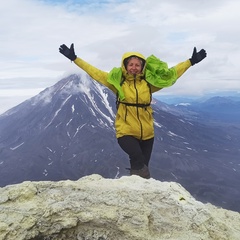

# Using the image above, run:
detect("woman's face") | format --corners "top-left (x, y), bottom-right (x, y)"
top-left (126, 57), bottom-right (142, 75)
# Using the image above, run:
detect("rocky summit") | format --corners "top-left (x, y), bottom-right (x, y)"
top-left (0, 175), bottom-right (239, 240)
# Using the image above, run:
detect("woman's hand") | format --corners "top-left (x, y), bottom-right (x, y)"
top-left (189, 47), bottom-right (207, 66)
top-left (59, 43), bottom-right (77, 61)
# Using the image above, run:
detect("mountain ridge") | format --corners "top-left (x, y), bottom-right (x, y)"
top-left (155, 95), bottom-right (240, 126)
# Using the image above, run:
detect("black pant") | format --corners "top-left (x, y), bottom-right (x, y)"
top-left (118, 136), bottom-right (154, 170)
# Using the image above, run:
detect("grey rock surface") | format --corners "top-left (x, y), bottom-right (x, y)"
top-left (0, 174), bottom-right (239, 240)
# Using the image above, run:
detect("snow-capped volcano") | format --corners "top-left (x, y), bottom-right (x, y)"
top-left (0, 74), bottom-right (240, 212)
top-left (0, 74), bottom-right (125, 184)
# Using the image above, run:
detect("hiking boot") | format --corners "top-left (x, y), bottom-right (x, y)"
top-left (130, 165), bottom-right (150, 179)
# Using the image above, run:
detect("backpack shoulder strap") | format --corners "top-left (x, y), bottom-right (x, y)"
top-left (116, 76), bottom-right (126, 109)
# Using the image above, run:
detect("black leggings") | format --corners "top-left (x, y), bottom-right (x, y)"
top-left (118, 136), bottom-right (154, 170)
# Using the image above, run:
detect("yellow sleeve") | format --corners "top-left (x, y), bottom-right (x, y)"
top-left (74, 57), bottom-right (117, 94)
top-left (174, 59), bottom-right (192, 78)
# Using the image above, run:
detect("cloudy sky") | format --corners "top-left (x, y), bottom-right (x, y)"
top-left (0, 0), bottom-right (239, 114)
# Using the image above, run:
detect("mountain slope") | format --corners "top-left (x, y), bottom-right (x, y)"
top-left (0, 74), bottom-right (126, 184)
top-left (0, 74), bottom-right (240, 212)
top-left (191, 96), bottom-right (240, 124)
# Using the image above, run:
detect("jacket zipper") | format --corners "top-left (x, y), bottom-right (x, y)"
top-left (134, 75), bottom-right (143, 140)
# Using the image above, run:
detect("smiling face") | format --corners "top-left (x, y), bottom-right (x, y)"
top-left (126, 57), bottom-right (143, 75)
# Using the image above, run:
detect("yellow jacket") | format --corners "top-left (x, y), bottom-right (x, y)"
top-left (74, 53), bottom-right (191, 140)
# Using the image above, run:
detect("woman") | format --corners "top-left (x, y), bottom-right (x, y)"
top-left (59, 44), bottom-right (207, 178)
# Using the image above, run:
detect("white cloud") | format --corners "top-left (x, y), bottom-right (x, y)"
top-left (0, 0), bottom-right (240, 114)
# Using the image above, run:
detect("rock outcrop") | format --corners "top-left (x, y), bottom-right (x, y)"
top-left (0, 174), bottom-right (239, 240)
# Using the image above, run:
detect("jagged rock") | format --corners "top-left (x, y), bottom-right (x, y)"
top-left (0, 175), bottom-right (239, 240)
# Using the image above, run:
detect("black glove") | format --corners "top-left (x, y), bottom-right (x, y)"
top-left (59, 43), bottom-right (77, 61)
top-left (189, 47), bottom-right (207, 66)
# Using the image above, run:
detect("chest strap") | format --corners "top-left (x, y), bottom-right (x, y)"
top-left (117, 100), bottom-right (151, 108)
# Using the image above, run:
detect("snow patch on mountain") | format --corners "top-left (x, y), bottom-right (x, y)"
top-left (44, 95), bottom-right (72, 129)
top-left (167, 131), bottom-right (185, 139)
top-left (10, 142), bottom-right (25, 150)
top-left (175, 103), bottom-right (191, 107)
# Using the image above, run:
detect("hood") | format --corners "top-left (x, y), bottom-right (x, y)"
top-left (121, 52), bottom-right (146, 75)
top-left (107, 53), bottom-right (178, 101)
